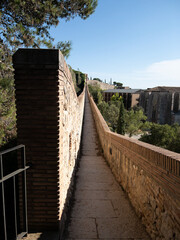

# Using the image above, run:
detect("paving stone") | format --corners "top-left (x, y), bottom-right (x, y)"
top-left (64, 93), bottom-right (150, 239)
top-left (76, 172), bottom-right (115, 183)
top-left (67, 218), bottom-right (97, 239)
top-left (96, 218), bottom-right (150, 239)
top-left (71, 199), bottom-right (116, 218)
top-left (76, 181), bottom-right (119, 191)
top-left (23, 231), bottom-right (59, 240)
top-left (75, 190), bottom-right (124, 200)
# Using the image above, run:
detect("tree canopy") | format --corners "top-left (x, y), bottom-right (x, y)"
top-left (88, 83), bottom-right (103, 104)
top-left (117, 101), bottom-right (125, 135)
top-left (125, 108), bottom-right (147, 137)
top-left (113, 82), bottom-right (123, 88)
top-left (0, 0), bottom-right (98, 53)
top-left (140, 123), bottom-right (180, 153)
top-left (0, 1), bottom-right (98, 147)
top-left (89, 85), bottom-right (180, 154)
top-left (111, 93), bottom-right (123, 102)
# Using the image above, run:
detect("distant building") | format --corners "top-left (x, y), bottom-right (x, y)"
top-left (103, 89), bottom-right (142, 110)
top-left (139, 86), bottom-right (180, 125)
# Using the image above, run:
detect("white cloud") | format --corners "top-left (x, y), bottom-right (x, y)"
top-left (132, 59), bottom-right (180, 88)
top-left (87, 59), bottom-right (180, 89)
top-left (146, 59), bottom-right (180, 81)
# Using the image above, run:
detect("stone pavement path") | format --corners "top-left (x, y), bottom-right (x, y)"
top-left (64, 93), bottom-right (150, 240)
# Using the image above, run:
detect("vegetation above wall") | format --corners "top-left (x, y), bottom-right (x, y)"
top-left (0, 0), bottom-right (98, 58)
top-left (0, 0), bottom-right (97, 149)
top-left (88, 84), bottom-right (180, 153)
top-left (89, 84), bottom-right (147, 135)
top-left (0, 66), bottom-right (85, 149)
top-left (0, 73), bottom-right (16, 147)
top-left (69, 67), bottom-right (86, 96)
top-left (140, 123), bottom-right (180, 153)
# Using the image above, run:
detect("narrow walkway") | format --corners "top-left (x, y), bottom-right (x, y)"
top-left (65, 93), bottom-right (150, 239)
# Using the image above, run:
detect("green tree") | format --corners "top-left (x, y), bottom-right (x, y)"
top-left (117, 101), bottom-right (125, 135)
top-left (111, 93), bottom-right (123, 102)
top-left (125, 108), bottom-right (147, 137)
top-left (57, 41), bottom-right (72, 58)
top-left (0, 0), bottom-right (98, 146)
top-left (140, 123), bottom-right (180, 153)
top-left (98, 100), bottom-right (120, 132)
top-left (0, 0), bottom-right (98, 56)
top-left (97, 90), bottom-right (103, 104)
top-left (106, 104), bottom-right (119, 131)
top-left (88, 84), bottom-right (103, 104)
top-left (97, 101), bottom-right (109, 120)
top-left (68, 66), bottom-right (85, 95)
top-left (113, 82), bottom-right (123, 89)
top-left (0, 77), bottom-right (16, 145)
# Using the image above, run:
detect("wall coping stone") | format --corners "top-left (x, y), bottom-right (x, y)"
top-left (88, 89), bottom-right (180, 175)
top-left (13, 48), bottom-right (63, 67)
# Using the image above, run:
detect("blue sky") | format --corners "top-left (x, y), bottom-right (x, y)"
top-left (50, 0), bottom-right (180, 89)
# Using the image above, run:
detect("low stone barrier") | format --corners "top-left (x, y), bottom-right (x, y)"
top-left (88, 90), bottom-right (180, 240)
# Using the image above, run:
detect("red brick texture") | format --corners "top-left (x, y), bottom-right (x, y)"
top-left (13, 49), bottom-right (85, 233)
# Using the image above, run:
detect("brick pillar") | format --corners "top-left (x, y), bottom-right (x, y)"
top-left (13, 49), bottom-right (62, 231)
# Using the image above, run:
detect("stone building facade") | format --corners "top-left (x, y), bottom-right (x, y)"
top-left (139, 86), bottom-right (180, 125)
top-left (103, 89), bottom-right (142, 110)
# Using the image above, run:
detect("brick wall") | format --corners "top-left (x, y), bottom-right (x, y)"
top-left (88, 89), bottom-right (180, 240)
top-left (13, 49), bottom-right (85, 233)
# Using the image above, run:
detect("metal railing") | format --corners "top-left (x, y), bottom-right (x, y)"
top-left (0, 145), bottom-right (29, 240)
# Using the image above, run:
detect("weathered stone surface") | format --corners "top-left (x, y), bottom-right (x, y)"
top-left (67, 218), bottom-right (97, 239)
top-left (139, 88), bottom-right (180, 125)
top-left (88, 89), bottom-right (180, 239)
top-left (23, 232), bottom-right (59, 240)
top-left (64, 93), bottom-right (150, 239)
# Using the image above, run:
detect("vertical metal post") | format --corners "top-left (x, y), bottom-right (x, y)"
top-left (0, 145), bottom-right (29, 239)
top-left (0, 155), bottom-right (7, 240)
top-left (13, 176), bottom-right (18, 238)
top-left (22, 146), bottom-right (28, 234)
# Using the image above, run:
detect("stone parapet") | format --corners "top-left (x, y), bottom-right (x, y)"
top-left (88, 89), bottom-right (180, 240)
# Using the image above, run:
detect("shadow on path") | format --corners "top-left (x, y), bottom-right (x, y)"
top-left (64, 92), bottom-right (150, 239)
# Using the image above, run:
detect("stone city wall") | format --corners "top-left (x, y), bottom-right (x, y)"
top-left (13, 49), bottom-right (85, 234)
top-left (58, 60), bottom-right (85, 235)
top-left (88, 90), bottom-right (180, 240)
top-left (139, 91), bottom-right (180, 125)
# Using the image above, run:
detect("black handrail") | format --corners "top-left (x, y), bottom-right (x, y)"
top-left (0, 145), bottom-right (29, 240)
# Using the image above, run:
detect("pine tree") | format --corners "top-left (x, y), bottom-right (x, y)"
top-left (117, 101), bottom-right (125, 135)
top-left (0, 0), bottom-right (98, 146)
top-left (0, 0), bottom-right (98, 53)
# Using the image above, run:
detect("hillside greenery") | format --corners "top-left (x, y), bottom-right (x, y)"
top-left (69, 67), bottom-right (86, 96)
top-left (89, 84), bottom-right (180, 153)
top-left (140, 123), bottom-right (180, 153)
top-left (117, 100), bottom-right (125, 135)
top-left (0, 66), bottom-right (85, 149)
top-left (0, 77), bottom-right (16, 147)
top-left (89, 84), bottom-right (147, 135)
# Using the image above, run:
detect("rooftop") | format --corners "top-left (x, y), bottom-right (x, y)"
top-left (103, 89), bottom-right (142, 94)
top-left (147, 86), bottom-right (180, 92)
